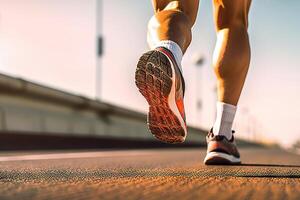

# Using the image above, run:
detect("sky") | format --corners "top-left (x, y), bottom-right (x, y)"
top-left (0, 0), bottom-right (299, 147)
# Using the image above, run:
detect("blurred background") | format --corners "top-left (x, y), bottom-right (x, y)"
top-left (0, 0), bottom-right (299, 150)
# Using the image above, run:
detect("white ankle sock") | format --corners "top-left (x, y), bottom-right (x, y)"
top-left (213, 102), bottom-right (237, 140)
top-left (153, 40), bottom-right (183, 73)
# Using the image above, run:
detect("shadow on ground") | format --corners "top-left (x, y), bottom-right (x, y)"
top-left (241, 163), bottom-right (300, 168)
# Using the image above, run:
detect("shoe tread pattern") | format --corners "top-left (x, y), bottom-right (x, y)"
top-left (135, 50), bottom-right (185, 143)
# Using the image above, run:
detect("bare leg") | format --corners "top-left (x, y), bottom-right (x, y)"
top-left (205, 0), bottom-right (251, 165)
top-left (148, 0), bottom-right (199, 53)
top-left (212, 0), bottom-right (252, 105)
top-left (135, 0), bottom-right (199, 143)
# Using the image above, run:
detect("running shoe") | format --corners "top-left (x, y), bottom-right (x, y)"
top-left (204, 128), bottom-right (241, 165)
top-left (135, 47), bottom-right (187, 143)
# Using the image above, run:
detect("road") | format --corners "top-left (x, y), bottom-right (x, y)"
top-left (0, 148), bottom-right (299, 200)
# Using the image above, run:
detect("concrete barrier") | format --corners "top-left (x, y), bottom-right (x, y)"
top-left (0, 73), bottom-right (261, 149)
top-left (0, 73), bottom-right (207, 146)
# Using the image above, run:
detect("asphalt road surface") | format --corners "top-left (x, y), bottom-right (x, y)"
top-left (0, 148), bottom-right (299, 200)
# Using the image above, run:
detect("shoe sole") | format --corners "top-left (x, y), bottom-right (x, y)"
top-left (135, 50), bottom-right (186, 143)
top-left (204, 152), bottom-right (241, 165)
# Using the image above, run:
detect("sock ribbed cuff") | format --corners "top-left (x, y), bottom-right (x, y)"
top-left (213, 102), bottom-right (237, 140)
top-left (153, 40), bottom-right (183, 73)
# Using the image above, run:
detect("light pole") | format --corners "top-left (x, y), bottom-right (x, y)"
top-left (96, 0), bottom-right (104, 99)
top-left (192, 53), bottom-right (205, 123)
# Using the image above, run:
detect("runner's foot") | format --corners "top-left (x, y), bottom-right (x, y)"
top-left (204, 129), bottom-right (241, 165)
top-left (135, 47), bottom-right (187, 143)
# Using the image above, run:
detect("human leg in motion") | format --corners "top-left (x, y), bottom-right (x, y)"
top-left (213, 0), bottom-right (251, 106)
top-left (148, 0), bottom-right (199, 53)
top-left (135, 0), bottom-right (199, 143)
top-left (205, 0), bottom-right (251, 165)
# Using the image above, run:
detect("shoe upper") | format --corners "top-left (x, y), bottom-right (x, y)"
top-left (174, 62), bottom-right (186, 122)
top-left (206, 128), bottom-right (240, 158)
top-left (156, 47), bottom-right (186, 122)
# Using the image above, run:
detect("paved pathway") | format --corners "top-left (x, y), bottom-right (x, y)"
top-left (0, 148), bottom-right (299, 200)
